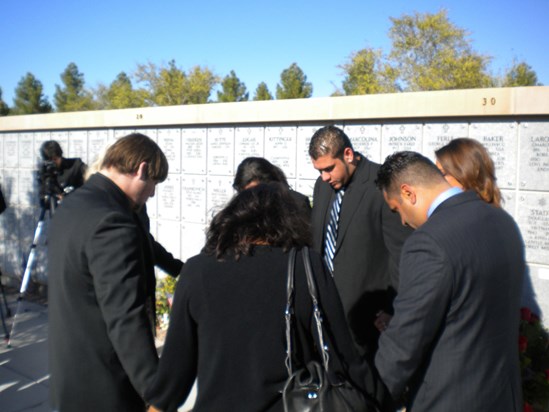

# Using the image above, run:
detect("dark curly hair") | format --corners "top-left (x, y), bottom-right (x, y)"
top-left (204, 183), bottom-right (311, 260)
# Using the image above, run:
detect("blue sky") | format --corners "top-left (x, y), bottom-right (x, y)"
top-left (1, 0), bottom-right (548, 105)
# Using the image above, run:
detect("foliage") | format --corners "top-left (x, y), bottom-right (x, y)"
top-left (520, 307), bottom-right (549, 411)
top-left (0, 87), bottom-right (9, 115)
top-left (134, 60), bottom-right (218, 106)
top-left (276, 63), bottom-right (313, 99)
top-left (12, 72), bottom-right (52, 115)
top-left (97, 72), bottom-right (148, 109)
top-left (388, 9), bottom-right (493, 91)
top-left (217, 70), bottom-right (249, 102)
top-left (253, 82), bottom-right (273, 101)
top-left (156, 275), bottom-right (177, 328)
top-left (54, 62), bottom-right (95, 112)
top-left (185, 65), bottom-right (219, 104)
top-left (502, 61), bottom-right (541, 87)
top-left (339, 47), bottom-right (400, 95)
top-left (520, 309), bottom-right (549, 410)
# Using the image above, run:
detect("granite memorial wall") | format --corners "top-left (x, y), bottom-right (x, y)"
top-left (0, 87), bottom-right (548, 317)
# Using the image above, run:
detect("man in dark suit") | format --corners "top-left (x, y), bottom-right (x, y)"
top-left (374, 151), bottom-right (524, 411)
top-left (48, 133), bottom-right (169, 411)
top-left (309, 125), bottom-right (411, 410)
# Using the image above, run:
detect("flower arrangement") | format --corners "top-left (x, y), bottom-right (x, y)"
top-left (155, 275), bottom-right (177, 330)
top-left (520, 307), bottom-right (549, 412)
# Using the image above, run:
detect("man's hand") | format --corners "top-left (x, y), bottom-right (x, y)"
top-left (375, 310), bottom-right (393, 332)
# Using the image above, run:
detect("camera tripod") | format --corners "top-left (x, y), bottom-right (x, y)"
top-left (6, 193), bottom-right (57, 347)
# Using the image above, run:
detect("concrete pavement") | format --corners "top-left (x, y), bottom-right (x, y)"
top-left (0, 289), bottom-right (196, 412)
top-left (0, 292), bottom-right (49, 412)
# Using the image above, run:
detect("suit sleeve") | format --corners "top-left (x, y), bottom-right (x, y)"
top-left (375, 231), bottom-right (452, 399)
top-left (145, 260), bottom-right (199, 411)
top-left (304, 251), bottom-right (372, 394)
top-left (87, 213), bottom-right (159, 398)
top-left (380, 197), bottom-right (412, 292)
top-left (310, 177), bottom-right (327, 254)
top-left (150, 234), bottom-right (184, 277)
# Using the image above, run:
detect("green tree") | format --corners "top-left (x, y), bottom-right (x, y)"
top-left (54, 62), bottom-right (95, 112)
top-left (0, 87), bottom-right (9, 116)
top-left (135, 60), bottom-right (217, 106)
top-left (12, 73), bottom-right (52, 114)
top-left (100, 72), bottom-right (148, 109)
top-left (155, 60), bottom-right (187, 106)
top-left (184, 65), bottom-right (218, 104)
top-left (339, 48), bottom-right (400, 95)
top-left (388, 10), bottom-right (492, 91)
top-left (253, 82), bottom-right (273, 101)
top-left (217, 70), bottom-right (249, 102)
top-left (502, 61), bottom-right (541, 87)
top-left (276, 63), bottom-right (313, 99)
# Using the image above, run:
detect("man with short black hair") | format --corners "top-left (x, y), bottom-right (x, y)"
top-left (309, 125), bottom-right (411, 410)
top-left (375, 151), bottom-right (524, 411)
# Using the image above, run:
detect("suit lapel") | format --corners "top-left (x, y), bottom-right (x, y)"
top-left (335, 157), bottom-right (371, 253)
top-left (314, 182), bottom-right (334, 249)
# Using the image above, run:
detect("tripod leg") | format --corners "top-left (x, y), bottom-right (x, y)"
top-left (7, 206), bottom-right (47, 347)
top-left (19, 207), bottom-right (47, 295)
top-left (0, 296), bottom-right (8, 340)
top-left (0, 268), bottom-right (11, 317)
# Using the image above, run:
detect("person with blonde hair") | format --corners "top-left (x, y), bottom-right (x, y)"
top-left (435, 138), bottom-right (501, 206)
top-left (435, 138), bottom-right (541, 316)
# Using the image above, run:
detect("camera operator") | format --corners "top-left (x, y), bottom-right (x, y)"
top-left (38, 140), bottom-right (87, 208)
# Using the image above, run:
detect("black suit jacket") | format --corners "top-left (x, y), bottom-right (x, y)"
top-left (311, 154), bottom-right (411, 356)
top-left (375, 191), bottom-right (524, 411)
top-left (48, 173), bottom-right (158, 411)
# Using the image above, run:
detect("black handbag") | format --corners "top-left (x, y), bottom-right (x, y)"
top-left (282, 246), bottom-right (376, 412)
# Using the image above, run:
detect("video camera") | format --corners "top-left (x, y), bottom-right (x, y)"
top-left (38, 159), bottom-right (62, 209)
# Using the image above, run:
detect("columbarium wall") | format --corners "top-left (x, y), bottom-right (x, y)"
top-left (1, 86), bottom-right (548, 317)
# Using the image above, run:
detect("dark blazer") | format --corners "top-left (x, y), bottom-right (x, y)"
top-left (290, 189), bottom-right (312, 220)
top-left (145, 246), bottom-right (369, 412)
top-left (48, 173), bottom-right (159, 411)
top-left (311, 155), bottom-right (411, 355)
top-left (375, 191), bottom-right (524, 411)
top-left (138, 204), bottom-right (184, 277)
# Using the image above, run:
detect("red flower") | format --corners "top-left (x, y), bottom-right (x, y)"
top-left (519, 336), bottom-right (528, 353)
top-left (524, 402), bottom-right (533, 412)
top-left (521, 307), bottom-right (532, 322)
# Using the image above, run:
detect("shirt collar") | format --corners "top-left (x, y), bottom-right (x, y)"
top-left (427, 187), bottom-right (463, 218)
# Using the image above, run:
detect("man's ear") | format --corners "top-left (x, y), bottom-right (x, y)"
top-left (137, 162), bottom-right (149, 181)
top-left (343, 147), bottom-right (354, 163)
top-left (400, 184), bottom-right (417, 205)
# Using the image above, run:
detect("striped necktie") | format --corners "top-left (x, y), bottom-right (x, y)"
top-left (324, 188), bottom-right (345, 273)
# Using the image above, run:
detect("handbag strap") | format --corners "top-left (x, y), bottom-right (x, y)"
top-left (285, 246), bottom-right (330, 377)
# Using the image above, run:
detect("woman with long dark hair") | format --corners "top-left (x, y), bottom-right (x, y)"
top-left (145, 183), bottom-right (368, 412)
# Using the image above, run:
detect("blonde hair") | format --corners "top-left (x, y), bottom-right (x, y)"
top-left (435, 138), bottom-right (502, 207)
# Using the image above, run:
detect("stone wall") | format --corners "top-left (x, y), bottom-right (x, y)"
top-left (1, 87), bottom-right (548, 317)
